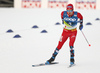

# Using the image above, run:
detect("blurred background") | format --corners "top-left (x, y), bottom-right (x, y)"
top-left (0, 0), bottom-right (99, 9)
top-left (0, 0), bottom-right (14, 7)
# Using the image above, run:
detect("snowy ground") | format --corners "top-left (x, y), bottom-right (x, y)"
top-left (0, 8), bottom-right (100, 73)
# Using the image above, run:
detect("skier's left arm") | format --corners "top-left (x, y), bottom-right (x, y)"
top-left (77, 12), bottom-right (83, 30)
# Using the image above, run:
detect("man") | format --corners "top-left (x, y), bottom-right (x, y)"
top-left (45, 4), bottom-right (83, 66)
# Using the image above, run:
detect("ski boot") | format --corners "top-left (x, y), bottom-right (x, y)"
top-left (69, 59), bottom-right (75, 67)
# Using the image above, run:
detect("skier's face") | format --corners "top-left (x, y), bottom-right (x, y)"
top-left (67, 9), bottom-right (73, 16)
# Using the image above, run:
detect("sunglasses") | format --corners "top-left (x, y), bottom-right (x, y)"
top-left (67, 10), bottom-right (73, 12)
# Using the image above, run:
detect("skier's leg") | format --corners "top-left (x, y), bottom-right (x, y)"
top-left (69, 30), bottom-right (77, 65)
top-left (70, 46), bottom-right (75, 65)
top-left (46, 29), bottom-right (69, 64)
top-left (57, 29), bottom-right (70, 50)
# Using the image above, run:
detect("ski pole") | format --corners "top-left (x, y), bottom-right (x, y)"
top-left (81, 30), bottom-right (91, 46)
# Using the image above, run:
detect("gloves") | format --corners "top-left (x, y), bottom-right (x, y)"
top-left (79, 24), bottom-right (83, 30)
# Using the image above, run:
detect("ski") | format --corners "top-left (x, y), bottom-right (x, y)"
top-left (32, 62), bottom-right (58, 67)
top-left (68, 64), bottom-right (76, 68)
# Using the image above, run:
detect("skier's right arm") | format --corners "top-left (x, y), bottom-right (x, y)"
top-left (61, 11), bottom-right (64, 24)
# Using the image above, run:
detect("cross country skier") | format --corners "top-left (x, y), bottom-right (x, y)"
top-left (45, 4), bottom-right (83, 67)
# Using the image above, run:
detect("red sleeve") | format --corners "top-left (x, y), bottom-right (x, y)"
top-left (77, 12), bottom-right (83, 24)
top-left (77, 12), bottom-right (83, 20)
top-left (61, 11), bottom-right (64, 19)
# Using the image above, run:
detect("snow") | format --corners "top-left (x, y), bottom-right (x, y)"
top-left (0, 8), bottom-right (100, 73)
